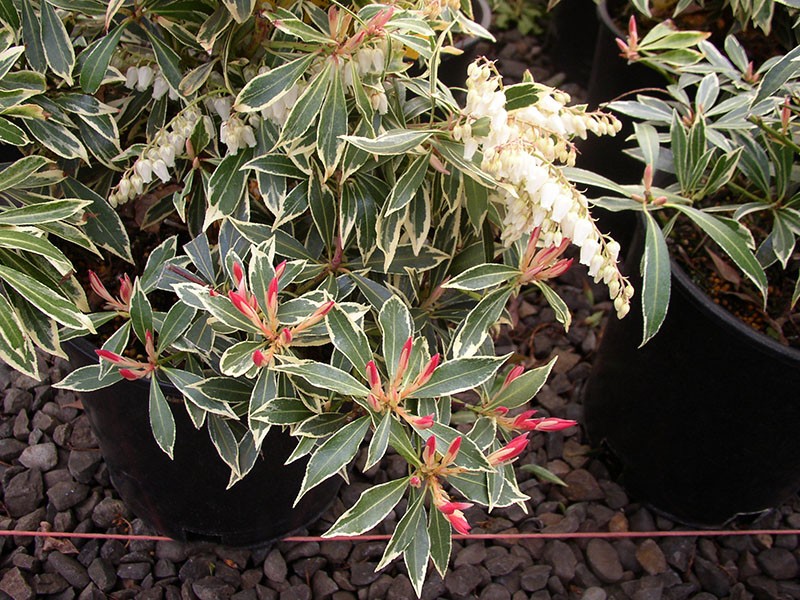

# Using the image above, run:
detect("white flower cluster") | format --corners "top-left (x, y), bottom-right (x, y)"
top-left (124, 65), bottom-right (179, 102)
top-left (109, 108), bottom-right (200, 207)
top-left (210, 97), bottom-right (258, 155)
top-left (456, 61), bottom-right (632, 318)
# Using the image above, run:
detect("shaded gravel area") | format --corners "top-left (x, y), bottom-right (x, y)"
top-left (2, 24), bottom-right (800, 600)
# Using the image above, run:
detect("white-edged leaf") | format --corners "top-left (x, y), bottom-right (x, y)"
top-left (149, 379), bottom-right (176, 459)
top-left (409, 355), bottom-right (509, 399)
top-left (444, 263), bottom-right (520, 291)
top-left (40, 0), bottom-right (75, 85)
top-left (295, 416), bottom-right (370, 504)
top-left (640, 210), bottom-right (671, 346)
top-left (324, 477), bottom-right (408, 537)
top-left (378, 296), bottom-right (412, 381)
top-left (273, 361), bottom-right (370, 397)
top-left (326, 304), bottom-right (372, 373)
top-left (53, 364), bottom-right (122, 391)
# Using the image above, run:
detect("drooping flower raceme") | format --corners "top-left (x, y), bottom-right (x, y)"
top-left (454, 60), bottom-right (633, 318)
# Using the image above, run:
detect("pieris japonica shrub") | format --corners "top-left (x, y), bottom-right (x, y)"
top-left (0, 0), bottom-right (630, 591)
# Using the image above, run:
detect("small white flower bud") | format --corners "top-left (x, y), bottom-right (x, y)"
top-left (130, 174), bottom-right (144, 194)
top-left (125, 66), bottom-right (138, 89)
top-left (134, 159), bottom-right (153, 183)
top-left (136, 66), bottom-right (154, 91)
top-left (152, 159), bottom-right (170, 183)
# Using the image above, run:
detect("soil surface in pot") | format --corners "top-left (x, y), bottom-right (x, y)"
top-left (669, 215), bottom-right (799, 349)
top-left (1, 14), bottom-right (799, 600)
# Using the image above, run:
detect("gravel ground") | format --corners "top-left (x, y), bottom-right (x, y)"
top-left (2, 22), bottom-right (800, 600)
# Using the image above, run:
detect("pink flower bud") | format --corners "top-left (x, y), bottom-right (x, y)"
top-left (437, 501), bottom-right (473, 515)
top-left (144, 330), bottom-right (155, 358)
top-left (274, 260), bottom-right (287, 280)
top-left (503, 364), bottom-right (525, 389)
top-left (444, 509), bottom-right (471, 535)
top-left (366, 360), bottom-right (382, 394)
top-left (279, 328), bottom-right (293, 345)
top-left (118, 274), bottom-right (133, 305)
top-left (411, 413), bottom-right (435, 429)
top-left (422, 435), bottom-right (436, 466)
top-left (233, 262), bottom-right (244, 287)
top-left (409, 475), bottom-right (421, 488)
top-left (95, 349), bottom-right (124, 363)
top-left (487, 433), bottom-right (530, 466)
top-left (229, 290), bottom-right (258, 320)
top-left (119, 368), bottom-right (145, 381)
top-left (414, 353), bottom-right (440, 388)
top-left (367, 393), bottom-right (382, 412)
top-left (253, 349), bottom-right (270, 367)
top-left (442, 436), bottom-right (461, 465)
top-left (266, 276), bottom-right (279, 315)
top-left (530, 417), bottom-right (577, 432)
top-left (396, 337), bottom-right (413, 380)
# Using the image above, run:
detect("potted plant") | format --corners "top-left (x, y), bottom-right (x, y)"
top-left (573, 35), bottom-right (800, 525)
top-left (0, 0), bottom-right (631, 592)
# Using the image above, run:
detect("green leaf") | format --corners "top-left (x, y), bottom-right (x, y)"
top-left (157, 302), bottom-right (196, 352)
top-left (640, 210), bottom-right (671, 346)
top-left (146, 29), bottom-right (183, 94)
top-left (280, 60), bottom-right (331, 144)
top-left (273, 361), bottom-right (370, 397)
top-left (385, 152), bottom-right (430, 215)
top-left (409, 355), bottom-right (509, 399)
top-left (61, 178), bottom-right (132, 262)
top-left (364, 411), bottom-right (392, 471)
top-left (219, 340), bottom-right (261, 377)
top-left (487, 357), bottom-right (557, 410)
top-left (25, 118), bottom-right (88, 162)
top-left (377, 491), bottom-right (426, 570)
top-left (189, 376), bottom-right (253, 405)
top-left (208, 414), bottom-right (239, 473)
top-left (672, 204), bottom-right (768, 304)
top-left (444, 263), bottom-right (520, 291)
top-left (234, 54), bottom-right (316, 112)
top-left (427, 500), bottom-right (452, 577)
top-left (403, 509), bottom-right (430, 598)
top-left (0, 293), bottom-right (38, 379)
top-left (53, 364), bottom-right (123, 391)
top-left (248, 369), bottom-right (275, 444)
top-left (451, 287), bottom-right (511, 359)
top-left (343, 129), bottom-right (437, 155)
top-left (324, 477), bottom-right (408, 537)
top-left (0, 229), bottom-right (72, 275)
top-left (21, 0), bottom-right (46, 72)
top-left (40, 0), bottom-right (75, 84)
top-left (80, 22), bottom-right (127, 93)
top-left (0, 265), bottom-right (93, 331)
top-left (223, 0), bottom-right (256, 23)
top-left (0, 117), bottom-right (30, 146)
top-left (162, 368), bottom-right (240, 419)
top-left (296, 416), bottom-right (370, 504)
top-left (0, 200), bottom-right (85, 225)
top-left (316, 60), bottom-right (346, 179)
top-left (521, 463), bottom-right (567, 486)
top-left (249, 396), bottom-right (314, 425)
top-left (206, 147), bottom-right (253, 226)
top-left (129, 280), bottom-right (154, 345)
top-left (149, 379), bottom-right (176, 459)
top-left (534, 281), bottom-right (572, 331)
top-left (326, 303), bottom-right (372, 374)
top-left (753, 43), bottom-right (800, 105)
top-left (422, 422), bottom-right (493, 471)
top-left (378, 296), bottom-right (413, 381)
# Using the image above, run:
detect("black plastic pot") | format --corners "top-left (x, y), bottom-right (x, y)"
top-left (576, 0), bottom-right (667, 250)
top-left (583, 226), bottom-right (800, 526)
top-left (64, 338), bottom-right (341, 547)
top-left (546, 0), bottom-right (600, 84)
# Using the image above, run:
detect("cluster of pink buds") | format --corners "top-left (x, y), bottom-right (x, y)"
top-left (96, 331), bottom-right (158, 381)
top-left (415, 436), bottom-right (474, 535)
top-left (364, 337), bottom-right (440, 427)
top-left (88, 271), bottom-right (133, 313)
top-left (485, 434), bottom-right (530, 466)
top-left (616, 16), bottom-right (640, 61)
top-left (518, 227), bottom-right (573, 284)
top-left (631, 165), bottom-right (667, 207)
top-left (493, 407), bottom-right (576, 433)
top-left (227, 261), bottom-right (334, 367)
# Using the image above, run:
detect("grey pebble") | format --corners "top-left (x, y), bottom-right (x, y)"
top-left (480, 582), bottom-right (511, 600)
top-left (263, 549), bottom-right (287, 582)
top-left (543, 540), bottom-right (577, 581)
top-left (27, 439), bottom-right (59, 469)
top-left (91, 497), bottom-right (129, 529)
top-left (279, 583), bottom-right (311, 600)
top-left (349, 561), bottom-right (380, 586)
top-left (67, 449), bottom-right (103, 483)
top-left (0, 567), bottom-right (34, 600)
top-left (192, 576), bottom-right (236, 600)
top-left (88, 557), bottom-right (117, 592)
top-left (311, 570), bottom-right (338, 599)
top-left (520, 565), bottom-right (552, 592)
top-left (4, 468), bottom-right (44, 517)
top-left (756, 547), bottom-right (798, 579)
top-left (444, 564), bottom-right (483, 597)
top-left (581, 587), bottom-right (607, 600)
top-left (48, 551), bottom-right (91, 589)
top-left (47, 480), bottom-right (90, 511)
top-left (586, 538), bottom-right (623, 583)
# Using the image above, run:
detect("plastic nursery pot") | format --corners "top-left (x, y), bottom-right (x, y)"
top-left (545, 0), bottom-right (600, 84)
top-left (582, 225), bottom-right (800, 526)
top-left (64, 338), bottom-right (341, 547)
top-left (575, 0), bottom-right (667, 250)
